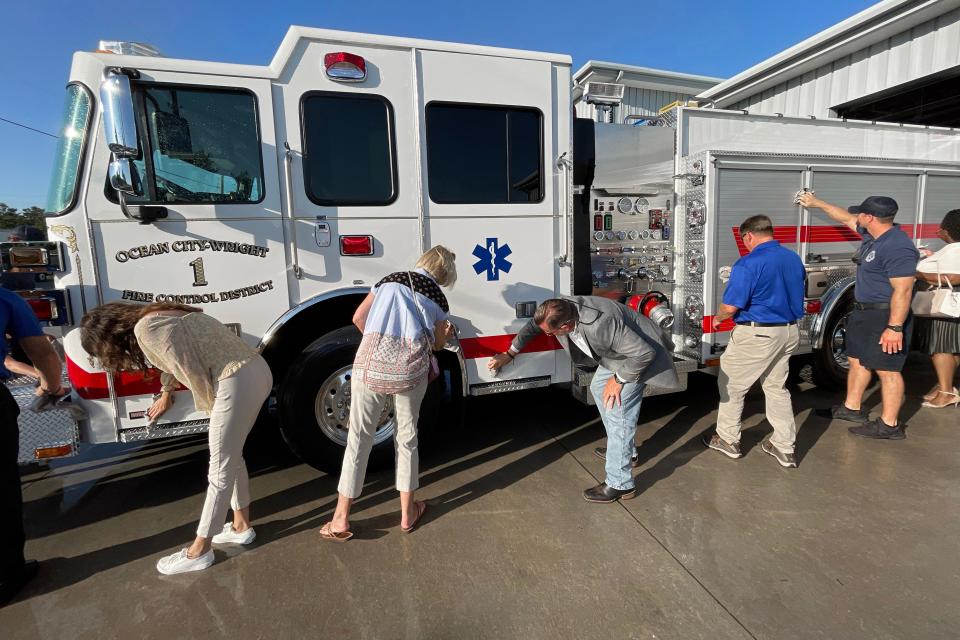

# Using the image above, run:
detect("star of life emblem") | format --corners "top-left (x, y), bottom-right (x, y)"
top-left (472, 238), bottom-right (512, 281)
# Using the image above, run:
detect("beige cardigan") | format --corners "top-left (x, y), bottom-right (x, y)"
top-left (134, 312), bottom-right (257, 412)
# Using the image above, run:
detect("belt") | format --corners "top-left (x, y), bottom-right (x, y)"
top-left (854, 302), bottom-right (890, 310)
top-left (735, 320), bottom-right (797, 327)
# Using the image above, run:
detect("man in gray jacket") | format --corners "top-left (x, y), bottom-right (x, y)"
top-left (489, 296), bottom-right (678, 502)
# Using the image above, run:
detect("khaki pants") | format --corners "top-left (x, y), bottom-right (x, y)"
top-left (338, 377), bottom-right (427, 499)
top-left (197, 355), bottom-right (273, 538)
top-left (717, 324), bottom-right (800, 454)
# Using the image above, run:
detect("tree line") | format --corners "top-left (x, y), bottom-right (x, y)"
top-left (0, 203), bottom-right (45, 230)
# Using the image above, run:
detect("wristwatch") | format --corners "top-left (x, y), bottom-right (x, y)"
top-left (614, 372), bottom-right (629, 384)
top-left (885, 325), bottom-right (904, 333)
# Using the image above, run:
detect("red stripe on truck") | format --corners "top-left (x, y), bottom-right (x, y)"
top-left (702, 316), bottom-right (736, 334)
top-left (459, 333), bottom-right (562, 359)
top-left (733, 224), bottom-right (942, 256)
top-left (66, 355), bottom-right (180, 400)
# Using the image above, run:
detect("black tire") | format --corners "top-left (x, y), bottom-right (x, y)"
top-left (277, 326), bottom-right (455, 474)
top-left (811, 296), bottom-right (854, 391)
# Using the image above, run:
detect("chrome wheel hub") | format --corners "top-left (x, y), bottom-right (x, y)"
top-left (314, 366), bottom-right (396, 447)
top-left (830, 312), bottom-right (851, 370)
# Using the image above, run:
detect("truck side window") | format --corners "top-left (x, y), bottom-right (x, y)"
top-left (425, 103), bottom-right (542, 204)
top-left (108, 85), bottom-right (264, 204)
top-left (300, 92), bottom-right (397, 206)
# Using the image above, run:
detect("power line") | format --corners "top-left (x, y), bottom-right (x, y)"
top-left (0, 116), bottom-right (59, 139)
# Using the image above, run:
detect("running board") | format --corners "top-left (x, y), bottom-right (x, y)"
top-left (119, 419), bottom-right (210, 442)
top-left (470, 375), bottom-right (552, 396)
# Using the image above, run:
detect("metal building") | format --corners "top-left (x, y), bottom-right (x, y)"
top-left (697, 0), bottom-right (960, 127)
top-left (573, 61), bottom-right (722, 122)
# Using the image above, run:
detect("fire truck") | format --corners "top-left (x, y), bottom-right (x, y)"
top-left (4, 28), bottom-right (958, 471)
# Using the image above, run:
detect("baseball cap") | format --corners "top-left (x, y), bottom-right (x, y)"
top-left (847, 196), bottom-right (898, 218)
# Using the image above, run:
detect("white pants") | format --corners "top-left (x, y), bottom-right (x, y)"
top-left (338, 377), bottom-right (427, 499)
top-left (196, 355), bottom-right (273, 538)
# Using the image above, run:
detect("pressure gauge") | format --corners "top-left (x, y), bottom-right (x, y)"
top-left (604, 230), bottom-right (615, 241)
top-left (650, 229), bottom-right (662, 240)
top-left (640, 230), bottom-right (651, 240)
top-left (684, 295), bottom-right (704, 321)
top-left (686, 249), bottom-right (705, 275)
top-left (627, 229), bottom-right (639, 241)
top-left (634, 198), bottom-right (648, 214)
top-left (593, 231), bottom-right (605, 241)
top-left (617, 197), bottom-right (633, 214)
top-left (616, 230), bottom-right (627, 240)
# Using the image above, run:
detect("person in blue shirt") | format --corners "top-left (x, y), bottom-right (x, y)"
top-left (0, 288), bottom-right (65, 606)
top-left (703, 215), bottom-right (806, 468)
top-left (800, 193), bottom-right (918, 440)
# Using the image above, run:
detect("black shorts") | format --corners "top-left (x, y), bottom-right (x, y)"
top-left (846, 308), bottom-right (913, 372)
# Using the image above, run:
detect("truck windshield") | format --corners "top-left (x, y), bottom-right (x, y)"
top-left (46, 84), bottom-right (92, 215)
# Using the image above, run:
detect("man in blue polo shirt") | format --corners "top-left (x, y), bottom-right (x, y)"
top-left (800, 193), bottom-right (918, 440)
top-left (703, 215), bottom-right (806, 468)
top-left (1, 288), bottom-right (65, 606)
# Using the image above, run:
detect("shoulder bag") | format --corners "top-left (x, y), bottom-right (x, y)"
top-left (912, 268), bottom-right (960, 318)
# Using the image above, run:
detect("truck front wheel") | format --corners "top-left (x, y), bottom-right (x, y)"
top-left (277, 326), bottom-right (453, 475)
top-left (278, 327), bottom-right (397, 474)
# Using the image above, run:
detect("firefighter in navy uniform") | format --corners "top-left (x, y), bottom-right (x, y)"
top-left (0, 288), bottom-right (65, 606)
top-left (800, 193), bottom-right (919, 439)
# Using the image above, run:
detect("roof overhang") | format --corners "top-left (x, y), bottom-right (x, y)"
top-left (697, 0), bottom-right (960, 107)
top-left (572, 60), bottom-right (723, 102)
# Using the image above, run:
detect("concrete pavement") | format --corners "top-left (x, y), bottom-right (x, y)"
top-left (3, 358), bottom-right (958, 639)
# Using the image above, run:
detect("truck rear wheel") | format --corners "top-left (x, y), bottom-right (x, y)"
top-left (811, 297), bottom-right (854, 391)
top-left (277, 326), bottom-right (451, 474)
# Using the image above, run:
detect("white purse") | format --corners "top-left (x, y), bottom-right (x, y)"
top-left (912, 269), bottom-right (960, 319)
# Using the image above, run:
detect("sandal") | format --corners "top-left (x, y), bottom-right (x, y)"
top-left (921, 388), bottom-right (960, 409)
top-left (401, 501), bottom-right (428, 534)
top-left (319, 522), bottom-right (353, 542)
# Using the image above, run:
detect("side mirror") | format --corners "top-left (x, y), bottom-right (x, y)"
top-left (108, 159), bottom-right (138, 195)
top-left (99, 71), bottom-right (139, 158)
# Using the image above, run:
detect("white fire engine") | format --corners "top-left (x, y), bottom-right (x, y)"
top-left (4, 28), bottom-right (958, 470)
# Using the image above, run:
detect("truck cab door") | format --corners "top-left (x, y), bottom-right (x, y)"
top-left (85, 71), bottom-right (286, 432)
top-left (416, 51), bottom-right (572, 391)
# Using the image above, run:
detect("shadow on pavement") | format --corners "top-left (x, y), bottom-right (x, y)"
top-left (16, 388), bottom-right (600, 600)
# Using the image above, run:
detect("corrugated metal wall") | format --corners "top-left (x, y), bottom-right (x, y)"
top-left (575, 86), bottom-right (697, 121)
top-left (730, 6), bottom-right (960, 117)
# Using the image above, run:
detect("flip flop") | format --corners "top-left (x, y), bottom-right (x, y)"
top-left (319, 522), bottom-right (353, 542)
top-left (401, 501), bottom-right (428, 534)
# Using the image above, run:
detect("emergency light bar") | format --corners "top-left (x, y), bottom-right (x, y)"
top-left (96, 40), bottom-right (162, 57)
top-left (324, 52), bottom-right (366, 82)
top-left (583, 82), bottom-right (624, 106)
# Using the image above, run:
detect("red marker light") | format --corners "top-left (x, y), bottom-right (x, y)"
top-left (324, 52), bottom-right (366, 82)
top-left (25, 297), bottom-right (57, 321)
top-left (805, 300), bottom-right (822, 314)
top-left (339, 235), bottom-right (374, 256)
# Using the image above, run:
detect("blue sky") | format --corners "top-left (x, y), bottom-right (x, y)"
top-left (0, 0), bottom-right (875, 211)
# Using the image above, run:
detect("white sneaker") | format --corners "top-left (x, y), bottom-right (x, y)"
top-left (211, 523), bottom-right (257, 545)
top-left (156, 549), bottom-right (215, 575)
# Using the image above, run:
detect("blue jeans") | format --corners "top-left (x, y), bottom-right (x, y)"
top-left (589, 366), bottom-right (645, 491)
